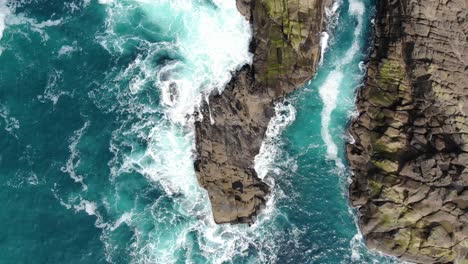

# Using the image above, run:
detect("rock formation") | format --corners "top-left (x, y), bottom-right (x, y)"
top-left (194, 0), bottom-right (329, 224)
top-left (347, 0), bottom-right (468, 262)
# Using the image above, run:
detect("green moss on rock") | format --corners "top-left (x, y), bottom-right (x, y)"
top-left (263, 0), bottom-right (286, 22)
top-left (385, 228), bottom-right (411, 255)
top-left (261, 0), bottom-right (312, 52)
top-left (368, 179), bottom-right (384, 197)
top-left (368, 58), bottom-right (410, 107)
top-left (372, 159), bottom-right (399, 173)
top-left (376, 59), bottom-right (406, 89)
top-left (368, 87), bottom-right (398, 107)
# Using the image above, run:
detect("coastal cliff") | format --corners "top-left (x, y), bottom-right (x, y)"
top-left (347, 0), bottom-right (468, 262)
top-left (194, 0), bottom-right (329, 224)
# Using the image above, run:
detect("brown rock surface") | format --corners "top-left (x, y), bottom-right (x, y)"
top-left (347, 0), bottom-right (468, 263)
top-left (194, 0), bottom-right (329, 224)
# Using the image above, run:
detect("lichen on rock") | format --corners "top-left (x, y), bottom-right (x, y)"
top-left (347, 0), bottom-right (468, 263)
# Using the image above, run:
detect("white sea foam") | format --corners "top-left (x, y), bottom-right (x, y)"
top-left (94, 0), bottom-right (284, 262)
top-left (69, 0), bottom-right (345, 262)
top-left (349, 0), bottom-right (365, 17)
top-left (57, 43), bottom-right (80, 57)
top-left (5, 11), bottom-right (63, 41)
top-left (137, 100), bottom-right (299, 263)
top-left (318, 0), bottom-right (384, 262)
top-left (37, 0), bottom-right (376, 262)
top-left (319, 70), bottom-right (343, 161)
top-left (52, 184), bottom-right (111, 230)
top-left (255, 101), bottom-right (296, 180)
top-left (0, 104), bottom-right (20, 138)
top-left (51, 184), bottom-right (73, 210)
top-left (319, 0), bottom-right (365, 167)
top-left (99, 0), bottom-right (252, 194)
top-left (75, 199), bottom-right (98, 216)
top-left (74, 198), bottom-right (109, 229)
top-left (61, 121), bottom-right (89, 191)
top-left (319, 32), bottom-right (329, 65)
top-left (58, 45), bottom-right (74, 56)
top-left (33, 18), bottom-right (63, 28)
top-left (99, 0), bottom-right (252, 123)
top-left (104, 0), bottom-right (318, 261)
top-left (145, 0), bottom-right (252, 123)
top-left (117, 116), bottom-right (285, 263)
top-left (110, 212), bottom-right (133, 231)
top-left (326, 0), bottom-right (342, 31)
top-left (0, 0), bottom-right (68, 56)
top-left (320, 0), bottom-right (342, 64)
top-left (37, 69), bottom-right (71, 105)
top-left (0, 0), bottom-right (10, 42)
top-left (26, 171), bottom-right (39, 185)
top-left (0, 0), bottom-right (12, 56)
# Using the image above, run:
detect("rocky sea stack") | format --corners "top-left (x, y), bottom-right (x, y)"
top-left (194, 0), bottom-right (330, 224)
top-left (347, 0), bottom-right (468, 263)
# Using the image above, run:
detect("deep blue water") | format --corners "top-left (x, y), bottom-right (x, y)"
top-left (0, 0), bottom-right (399, 263)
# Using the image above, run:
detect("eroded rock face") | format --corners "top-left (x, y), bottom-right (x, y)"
top-left (347, 0), bottom-right (468, 262)
top-left (194, 0), bottom-right (329, 224)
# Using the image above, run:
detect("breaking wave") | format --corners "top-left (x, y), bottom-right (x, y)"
top-left (77, 0), bottom-right (284, 263)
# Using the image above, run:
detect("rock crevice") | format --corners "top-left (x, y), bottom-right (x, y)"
top-left (347, 0), bottom-right (468, 262)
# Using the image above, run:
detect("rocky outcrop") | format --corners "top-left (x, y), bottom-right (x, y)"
top-left (347, 0), bottom-right (468, 263)
top-left (194, 0), bottom-right (329, 224)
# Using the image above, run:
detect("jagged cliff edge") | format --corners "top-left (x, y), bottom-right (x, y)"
top-left (194, 0), bottom-right (331, 224)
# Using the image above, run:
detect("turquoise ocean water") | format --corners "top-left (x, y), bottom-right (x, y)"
top-left (0, 0), bottom-right (400, 263)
